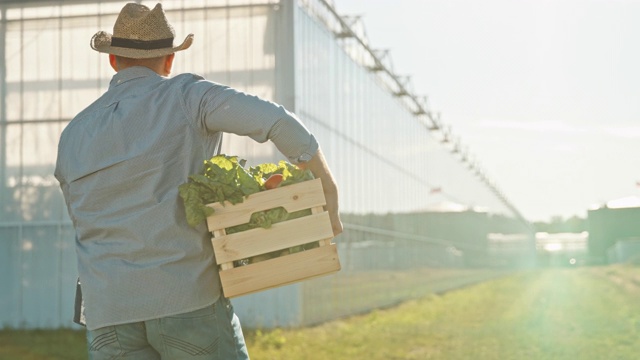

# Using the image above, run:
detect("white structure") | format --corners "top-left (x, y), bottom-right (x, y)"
top-left (0, 0), bottom-right (531, 329)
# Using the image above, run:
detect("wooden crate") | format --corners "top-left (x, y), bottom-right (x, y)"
top-left (206, 178), bottom-right (341, 298)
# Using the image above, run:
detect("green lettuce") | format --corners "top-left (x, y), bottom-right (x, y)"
top-left (179, 154), bottom-right (314, 229)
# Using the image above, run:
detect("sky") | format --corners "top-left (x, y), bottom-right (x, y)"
top-left (335, 0), bottom-right (640, 222)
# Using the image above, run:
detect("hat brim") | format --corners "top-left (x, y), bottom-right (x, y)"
top-left (90, 31), bottom-right (193, 59)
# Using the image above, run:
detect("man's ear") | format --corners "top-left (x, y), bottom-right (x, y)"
top-left (164, 53), bottom-right (175, 76)
top-left (109, 54), bottom-right (118, 72)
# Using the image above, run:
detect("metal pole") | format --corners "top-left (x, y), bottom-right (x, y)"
top-left (274, 0), bottom-right (295, 112)
top-left (0, 6), bottom-right (6, 210)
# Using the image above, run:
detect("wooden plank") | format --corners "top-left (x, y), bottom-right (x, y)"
top-left (211, 212), bottom-right (333, 264)
top-left (219, 244), bottom-right (341, 298)
top-left (206, 178), bottom-right (326, 230)
top-left (212, 228), bottom-right (234, 270)
top-left (311, 206), bottom-right (333, 246)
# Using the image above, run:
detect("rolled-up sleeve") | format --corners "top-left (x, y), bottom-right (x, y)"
top-left (181, 75), bottom-right (318, 163)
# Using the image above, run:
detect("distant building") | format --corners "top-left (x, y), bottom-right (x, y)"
top-left (588, 196), bottom-right (640, 264)
top-left (394, 202), bottom-right (535, 268)
top-left (535, 232), bottom-right (588, 267)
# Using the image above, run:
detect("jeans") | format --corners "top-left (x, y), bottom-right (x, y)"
top-left (85, 297), bottom-right (249, 360)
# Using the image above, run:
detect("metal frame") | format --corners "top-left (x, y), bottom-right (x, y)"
top-left (309, 0), bottom-right (528, 224)
top-left (0, 0), bottom-right (529, 225)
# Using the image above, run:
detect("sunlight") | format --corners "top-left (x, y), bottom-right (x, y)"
top-left (543, 243), bottom-right (562, 252)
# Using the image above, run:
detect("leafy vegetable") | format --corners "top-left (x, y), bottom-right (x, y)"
top-left (179, 155), bottom-right (321, 265)
top-left (179, 154), bottom-right (314, 229)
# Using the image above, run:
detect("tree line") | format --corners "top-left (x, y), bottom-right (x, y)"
top-left (532, 215), bottom-right (587, 234)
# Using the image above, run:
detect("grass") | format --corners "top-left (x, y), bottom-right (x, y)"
top-left (249, 266), bottom-right (640, 359)
top-left (0, 329), bottom-right (86, 360)
top-left (3, 266), bottom-right (640, 359)
top-left (300, 267), bottom-right (504, 325)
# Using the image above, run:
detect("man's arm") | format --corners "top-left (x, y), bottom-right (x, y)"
top-left (300, 148), bottom-right (343, 237)
top-left (184, 79), bottom-right (342, 235)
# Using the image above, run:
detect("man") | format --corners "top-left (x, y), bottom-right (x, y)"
top-left (55, 3), bottom-right (342, 359)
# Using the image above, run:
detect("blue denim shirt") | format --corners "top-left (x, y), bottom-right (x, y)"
top-left (55, 66), bottom-right (318, 330)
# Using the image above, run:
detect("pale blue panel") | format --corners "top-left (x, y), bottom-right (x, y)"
top-left (59, 224), bottom-right (80, 328)
top-left (0, 227), bottom-right (22, 328)
top-left (232, 283), bottom-right (302, 329)
top-left (20, 225), bottom-right (62, 329)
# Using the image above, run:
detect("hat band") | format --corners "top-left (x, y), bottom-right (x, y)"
top-left (111, 37), bottom-right (174, 50)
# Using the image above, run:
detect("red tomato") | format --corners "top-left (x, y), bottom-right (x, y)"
top-left (264, 174), bottom-right (284, 190)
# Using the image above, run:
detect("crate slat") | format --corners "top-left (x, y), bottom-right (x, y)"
top-left (212, 228), bottom-right (234, 270)
top-left (219, 244), bottom-right (341, 298)
top-left (212, 212), bottom-right (333, 264)
top-left (311, 205), bottom-right (333, 246)
top-left (206, 178), bottom-right (325, 230)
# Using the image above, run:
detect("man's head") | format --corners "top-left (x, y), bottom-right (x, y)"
top-left (90, 3), bottom-right (192, 74)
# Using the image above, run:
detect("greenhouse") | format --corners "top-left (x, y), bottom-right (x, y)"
top-left (0, 0), bottom-right (533, 329)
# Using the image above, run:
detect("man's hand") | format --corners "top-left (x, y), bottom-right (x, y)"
top-left (299, 149), bottom-right (343, 237)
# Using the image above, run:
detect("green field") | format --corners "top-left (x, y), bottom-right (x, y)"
top-left (2, 265), bottom-right (640, 360)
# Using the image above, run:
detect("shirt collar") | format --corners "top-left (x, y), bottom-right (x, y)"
top-left (109, 66), bottom-right (160, 89)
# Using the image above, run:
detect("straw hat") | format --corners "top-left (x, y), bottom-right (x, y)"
top-left (90, 3), bottom-right (193, 59)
